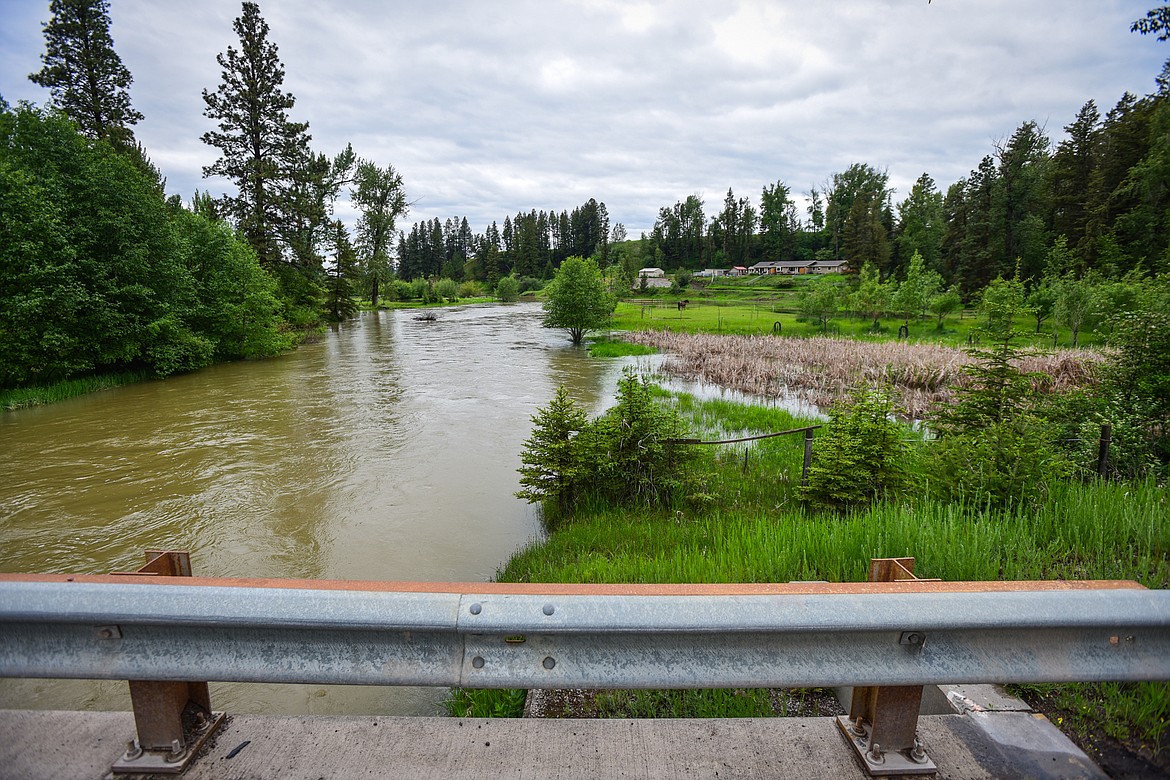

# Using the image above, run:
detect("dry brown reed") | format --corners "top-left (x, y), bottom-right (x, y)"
top-left (625, 330), bottom-right (1104, 418)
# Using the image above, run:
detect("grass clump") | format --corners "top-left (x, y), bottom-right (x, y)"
top-left (586, 337), bottom-right (657, 358)
top-left (0, 371), bottom-right (150, 411)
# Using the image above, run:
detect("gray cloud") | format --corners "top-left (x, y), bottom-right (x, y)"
top-left (2, 0), bottom-right (1164, 238)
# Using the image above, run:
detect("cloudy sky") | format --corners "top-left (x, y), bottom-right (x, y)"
top-left (2, 1), bottom-right (1166, 237)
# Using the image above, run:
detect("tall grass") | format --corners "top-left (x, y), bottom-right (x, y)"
top-left (474, 388), bottom-right (1169, 739)
top-left (624, 331), bottom-right (1102, 419)
top-left (0, 371), bottom-right (150, 411)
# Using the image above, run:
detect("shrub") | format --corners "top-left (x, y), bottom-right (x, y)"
top-left (803, 387), bottom-right (909, 508)
top-left (458, 281), bottom-right (482, 299)
top-left (495, 275), bottom-right (520, 302)
top-left (926, 275), bottom-right (1073, 506)
top-left (392, 280), bottom-right (413, 301)
top-left (516, 276), bottom-right (544, 294)
top-left (434, 277), bottom-right (458, 303)
top-left (516, 369), bottom-right (693, 519)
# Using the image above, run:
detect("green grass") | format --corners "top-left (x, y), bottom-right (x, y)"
top-left (586, 337), bottom-right (657, 358)
top-left (455, 387), bottom-right (1168, 742)
top-left (0, 371), bottom-right (151, 411)
top-left (612, 297), bottom-right (1102, 349)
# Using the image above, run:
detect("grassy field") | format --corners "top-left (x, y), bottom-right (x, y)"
top-left (450, 388), bottom-right (1169, 766)
top-left (614, 296), bottom-right (1100, 349)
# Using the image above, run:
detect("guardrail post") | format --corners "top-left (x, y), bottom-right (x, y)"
top-left (836, 557), bottom-right (937, 776)
top-left (110, 551), bottom-right (224, 775)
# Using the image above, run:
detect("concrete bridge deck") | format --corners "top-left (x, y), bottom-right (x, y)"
top-left (0, 708), bottom-right (1108, 780)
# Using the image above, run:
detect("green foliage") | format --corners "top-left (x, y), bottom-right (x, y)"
top-left (494, 274), bottom-right (520, 302)
top-left (928, 275), bottom-right (1072, 506)
top-left (888, 250), bottom-right (941, 330)
top-left (586, 338), bottom-right (656, 358)
top-left (516, 387), bottom-right (589, 514)
top-left (803, 387), bottom-right (909, 508)
top-left (457, 281), bottom-right (482, 299)
top-left (433, 277), bottom-right (458, 303)
top-left (1099, 296), bottom-right (1170, 478)
top-left (444, 688), bottom-right (526, 718)
top-left (29, 0), bottom-right (142, 145)
top-left (579, 370), bottom-right (694, 507)
top-left (1052, 272), bottom-right (1097, 347)
top-left (849, 262), bottom-right (889, 329)
top-left (928, 286), bottom-right (963, 330)
top-left (0, 102), bottom-right (289, 387)
top-left (541, 256), bottom-right (616, 344)
top-left (796, 275), bottom-right (844, 331)
top-left (351, 159), bottom-right (406, 307)
top-left (516, 371), bottom-right (693, 520)
top-left (0, 370), bottom-right (149, 411)
top-left (201, 1), bottom-right (310, 270)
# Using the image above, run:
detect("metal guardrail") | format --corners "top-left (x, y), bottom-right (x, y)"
top-left (2, 564), bottom-right (1169, 776)
top-left (2, 578), bottom-right (1168, 689)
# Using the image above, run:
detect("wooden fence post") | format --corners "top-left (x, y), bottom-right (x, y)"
top-left (1097, 423), bottom-right (1112, 478)
top-left (801, 429), bottom-right (814, 487)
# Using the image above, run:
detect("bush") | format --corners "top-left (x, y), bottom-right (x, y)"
top-left (516, 276), bottom-right (544, 294)
top-left (803, 387), bottom-right (909, 508)
top-left (495, 275), bottom-right (520, 302)
top-left (457, 281), bottom-right (482, 299)
top-left (434, 277), bottom-right (458, 303)
top-left (392, 280), bottom-right (413, 301)
top-left (926, 275), bottom-right (1073, 506)
top-left (516, 369), bottom-right (693, 519)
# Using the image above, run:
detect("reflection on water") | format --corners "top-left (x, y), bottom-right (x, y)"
top-left (0, 303), bottom-right (654, 715)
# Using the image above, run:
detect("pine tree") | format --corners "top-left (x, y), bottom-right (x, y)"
top-left (29, 0), bottom-right (142, 145)
top-left (201, 1), bottom-right (310, 269)
top-left (325, 220), bottom-right (358, 321)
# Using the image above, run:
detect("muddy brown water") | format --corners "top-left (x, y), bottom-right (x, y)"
top-left (0, 303), bottom-right (658, 715)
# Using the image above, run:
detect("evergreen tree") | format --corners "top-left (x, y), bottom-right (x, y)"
top-left (325, 220), bottom-right (358, 321)
top-left (201, 1), bottom-right (310, 269)
top-left (1050, 101), bottom-right (1100, 266)
top-left (759, 180), bottom-right (800, 262)
top-left (29, 0), bottom-right (142, 145)
top-left (895, 173), bottom-right (944, 276)
top-left (824, 163), bottom-right (891, 266)
top-left (993, 120), bottom-right (1052, 281)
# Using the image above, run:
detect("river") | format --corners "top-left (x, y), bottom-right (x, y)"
top-left (0, 303), bottom-right (657, 716)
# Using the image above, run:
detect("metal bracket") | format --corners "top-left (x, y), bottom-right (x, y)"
top-left (836, 715), bottom-right (936, 776)
top-left (112, 703), bottom-right (225, 774)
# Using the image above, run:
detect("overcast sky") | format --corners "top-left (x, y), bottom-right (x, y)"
top-left (2, 1), bottom-right (1166, 237)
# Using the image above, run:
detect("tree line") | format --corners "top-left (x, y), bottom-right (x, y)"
top-left (2, 0), bottom-right (412, 389)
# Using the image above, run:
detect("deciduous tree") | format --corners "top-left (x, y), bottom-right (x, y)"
top-left (542, 256), bottom-right (616, 344)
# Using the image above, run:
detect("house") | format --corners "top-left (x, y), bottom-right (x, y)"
top-left (808, 259), bottom-right (847, 274)
top-left (637, 267), bottom-right (665, 278)
top-left (730, 266), bottom-right (748, 277)
top-left (749, 260), bottom-right (809, 275)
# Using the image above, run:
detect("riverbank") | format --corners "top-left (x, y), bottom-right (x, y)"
top-left (457, 387), bottom-right (1169, 773)
top-left (0, 371), bottom-right (151, 412)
